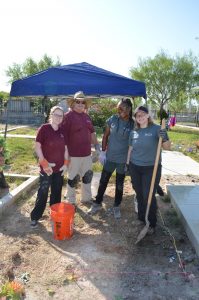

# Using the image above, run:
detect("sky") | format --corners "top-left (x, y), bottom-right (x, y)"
top-left (0, 0), bottom-right (199, 92)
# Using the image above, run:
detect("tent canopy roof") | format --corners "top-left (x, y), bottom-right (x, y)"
top-left (10, 62), bottom-right (146, 98)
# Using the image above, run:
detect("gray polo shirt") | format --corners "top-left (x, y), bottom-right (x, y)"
top-left (106, 115), bottom-right (133, 163)
top-left (129, 123), bottom-right (161, 166)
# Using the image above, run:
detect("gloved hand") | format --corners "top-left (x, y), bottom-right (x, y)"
top-left (94, 144), bottom-right (101, 155)
top-left (92, 151), bottom-right (99, 163)
top-left (159, 129), bottom-right (169, 142)
top-left (39, 159), bottom-right (56, 176)
top-left (59, 159), bottom-right (70, 176)
top-left (99, 151), bottom-right (106, 166)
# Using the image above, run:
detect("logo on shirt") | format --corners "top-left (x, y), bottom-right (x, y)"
top-left (133, 131), bottom-right (139, 138)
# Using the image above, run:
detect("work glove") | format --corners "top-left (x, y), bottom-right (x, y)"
top-left (92, 144), bottom-right (101, 163)
top-left (99, 151), bottom-right (106, 166)
top-left (94, 144), bottom-right (101, 154)
top-left (59, 159), bottom-right (70, 176)
top-left (39, 159), bottom-right (56, 176)
top-left (159, 129), bottom-right (169, 142)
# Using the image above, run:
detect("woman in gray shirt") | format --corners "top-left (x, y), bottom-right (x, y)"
top-left (88, 98), bottom-right (134, 219)
top-left (127, 106), bottom-right (171, 233)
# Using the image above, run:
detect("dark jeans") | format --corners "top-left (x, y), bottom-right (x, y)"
top-left (129, 163), bottom-right (161, 227)
top-left (95, 167), bottom-right (125, 207)
top-left (31, 172), bottom-right (63, 221)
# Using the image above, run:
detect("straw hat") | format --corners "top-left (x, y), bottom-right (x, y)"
top-left (67, 91), bottom-right (92, 108)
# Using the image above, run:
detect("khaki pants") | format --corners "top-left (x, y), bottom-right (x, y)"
top-left (66, 156), bottom-right (92, 204)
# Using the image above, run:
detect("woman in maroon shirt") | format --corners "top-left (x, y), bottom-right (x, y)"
top-left (30, 106), bottom-right (69, 228)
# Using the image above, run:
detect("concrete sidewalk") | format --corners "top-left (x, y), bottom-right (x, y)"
top-left (161, 150), bottom-right (199, 257)
top-left (162, 150), bottom-right (199, 176)
top-left (0, 133), bottom-right (36, 139)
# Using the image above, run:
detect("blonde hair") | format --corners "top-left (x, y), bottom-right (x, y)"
top-left (49, 106), bottom-right (64, 122)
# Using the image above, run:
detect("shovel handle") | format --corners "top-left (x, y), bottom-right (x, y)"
top-left (145, 119), bottom-right (165, 224)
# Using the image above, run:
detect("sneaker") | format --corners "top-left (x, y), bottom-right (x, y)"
top-left (87, 202), bottom-right (102, 215)
top-left (113, 206), bottom-right (121, 219)
top-left (106, 207), bottom-right (114, 216)
top-left (134, 196), bottom-right (138, 214)
top-left (30, 220), bottom-right (38, 228)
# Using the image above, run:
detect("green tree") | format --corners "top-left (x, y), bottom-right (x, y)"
top-left (169, 91), bottom-right (188, 112)
top-left (6, 54), bottom-right (61, 83)
top-left (0, 91), bottom-right (9, 111)
top-left (130, 51), bottom-right (199, 114)
top-left (5, 54), bottom-right (62, 118)
top-left (0, 91), bottom-right (9, 102)
top-left (89, 99), bottom-right (118, 129)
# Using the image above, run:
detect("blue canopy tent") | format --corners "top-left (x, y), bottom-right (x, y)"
top-left (4, 62), bottom-right (146, 138)
top-left (10, 62), bottom-right (146, 98)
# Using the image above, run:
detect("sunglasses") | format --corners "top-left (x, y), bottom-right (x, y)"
top-left (75, 100), bottom-right (86, 104)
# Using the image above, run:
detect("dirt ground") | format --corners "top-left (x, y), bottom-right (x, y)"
top-left (1, 174), bottom-right (199, 300)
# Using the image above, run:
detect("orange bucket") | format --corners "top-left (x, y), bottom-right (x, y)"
top-left (50, 202), bottom-right (75, 240)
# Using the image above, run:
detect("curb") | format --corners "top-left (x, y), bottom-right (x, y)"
top-left (0, 175), bottom-right (39, 216)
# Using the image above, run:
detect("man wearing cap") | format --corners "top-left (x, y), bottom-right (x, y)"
top-left (61, 91), bottom-right (100, 205)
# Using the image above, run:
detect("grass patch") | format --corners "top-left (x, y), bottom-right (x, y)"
top-left (12, 126), bottom-right (38, 135)
top-left (166, 208), bottom-right (181, 226)
top-left (168, 127), bottom-right (199, 163)
top-left (6, 138), bottom-right (36, 174)
top-left (6, 176), bottom-right (25, 187)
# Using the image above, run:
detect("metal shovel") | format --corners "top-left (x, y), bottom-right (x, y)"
top-left (135, 119), bottom-right (165, 244)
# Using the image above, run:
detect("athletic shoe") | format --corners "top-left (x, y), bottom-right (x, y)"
top-left (113, 206), bottom-right (121, 219)
top-left (30, 220), bottom-right (38, 228)
top-left (87, 202), bottom-right (102, 215)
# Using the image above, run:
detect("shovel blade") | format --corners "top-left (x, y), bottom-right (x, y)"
top-left (135, 224), bottom-right (150, 244)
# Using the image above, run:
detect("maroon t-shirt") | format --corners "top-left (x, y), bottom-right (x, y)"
top-left (61, 110), bottom-right (95, 157)
top-left (36, 123), bottom-right (65, 173)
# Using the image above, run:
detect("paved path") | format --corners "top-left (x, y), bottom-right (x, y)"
top-left (162, 150), bottom-right (199, 176)
top-left (175, 124), bottom-right (199, 131)
top-left (0, 133), bottom-right (35, 139)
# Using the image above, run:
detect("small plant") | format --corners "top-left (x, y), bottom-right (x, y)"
top-left (0, 280), bottom-right (25, 300)
top-left (0, 137), bottom-right (10, 171)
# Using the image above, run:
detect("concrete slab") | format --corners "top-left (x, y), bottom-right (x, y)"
top-left (0, 175), bottom-right (39, 217)
top-left (167, 185), bottom-right (199, 257)
top-left (162, 150), bottom-right (199, 176)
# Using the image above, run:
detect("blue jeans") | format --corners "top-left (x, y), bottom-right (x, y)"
top-left (95, 160), bottom-right (125, 206)
top-left (31, 172), bottom-right (63, 221)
